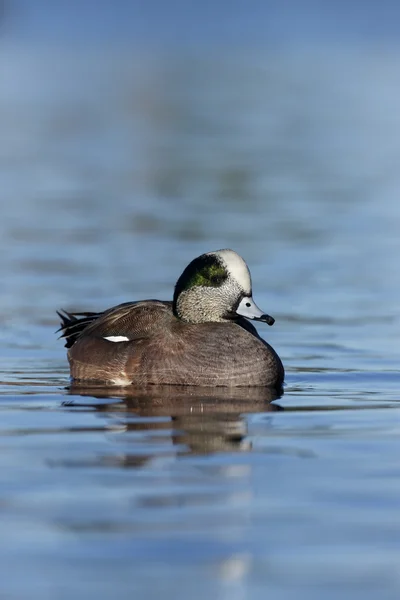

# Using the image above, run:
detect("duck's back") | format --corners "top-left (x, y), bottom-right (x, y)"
top-left (66, 300), bottom-right (284, 388)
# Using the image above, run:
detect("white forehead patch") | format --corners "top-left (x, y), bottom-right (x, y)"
top-left (104, 336), bottom-right (129, 342)
top-left (207, 249), bottom-right (252, 294)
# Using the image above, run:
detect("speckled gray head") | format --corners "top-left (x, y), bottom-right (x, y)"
top-left (173, 249), bottom-right (275, 325)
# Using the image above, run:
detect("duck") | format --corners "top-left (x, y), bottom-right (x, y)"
top-left (57, 249), bottom-right (284, 388)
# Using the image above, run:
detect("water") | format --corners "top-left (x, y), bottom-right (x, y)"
top-left (1, 43), bottom-right (400, 599)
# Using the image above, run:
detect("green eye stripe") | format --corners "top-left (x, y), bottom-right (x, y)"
top-left (173, 256), bottom-right (229, 309)
top-left (187, 263), bottom-right (227, 288)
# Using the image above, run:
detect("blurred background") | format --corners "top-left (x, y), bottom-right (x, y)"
top-left (1, 2), bottom-right (400, 599)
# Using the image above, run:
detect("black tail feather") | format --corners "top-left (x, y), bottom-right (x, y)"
top-left (57, 309), bottom-right (102, 348)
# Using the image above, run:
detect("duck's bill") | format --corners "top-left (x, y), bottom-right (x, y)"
top-left (236, 296), bottom-right (275, 326)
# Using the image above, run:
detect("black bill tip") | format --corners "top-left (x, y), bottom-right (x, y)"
top-left (254, 314), bottom-right (275, 326)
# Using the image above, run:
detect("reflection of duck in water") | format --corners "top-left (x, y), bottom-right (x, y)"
top-left (66, 384), bottom-right (283, 462)
top-left (58, 250), bottom-right (284, 389)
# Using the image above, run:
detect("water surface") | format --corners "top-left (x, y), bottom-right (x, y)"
top-left (1, 45), bottom-right (400, 599)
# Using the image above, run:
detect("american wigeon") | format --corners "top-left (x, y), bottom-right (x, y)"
top-left (58, 249), bottom-right (284, 388)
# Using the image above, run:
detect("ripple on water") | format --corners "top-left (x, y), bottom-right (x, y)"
top-left (2, 44), bottom-right (400, 600)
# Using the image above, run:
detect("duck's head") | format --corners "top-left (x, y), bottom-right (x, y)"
top-left (173, 249), bottom-right (275, 325)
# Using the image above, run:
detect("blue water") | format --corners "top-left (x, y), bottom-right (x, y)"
top-left (1, 35), bottom-right (400, 598)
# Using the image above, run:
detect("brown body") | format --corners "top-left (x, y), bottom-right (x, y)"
top-left (66, 301), bottom-right (284, 388)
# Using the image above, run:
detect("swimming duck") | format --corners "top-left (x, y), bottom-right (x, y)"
top-left (58, 249), bottom-right (284, 388)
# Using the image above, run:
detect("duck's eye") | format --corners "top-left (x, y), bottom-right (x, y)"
top-left (186, 263), bottom-right (227, 288)
top-left (246, 302), bottom-right (251, 307)
top-left (209, 273), bottom-right (225, 285)
top-left (204, 264), bottom-right (227, 286)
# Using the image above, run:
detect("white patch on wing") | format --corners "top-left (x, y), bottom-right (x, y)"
top-left (208, 249), bottom-right (252, 294)
top-left (110, 376), bottom-right (131, 386)
top-left (103, 335), bottom-right (129, 342)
